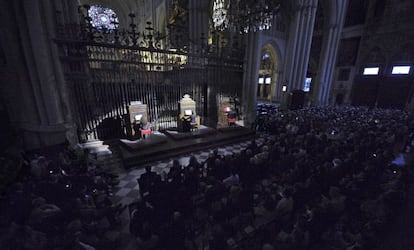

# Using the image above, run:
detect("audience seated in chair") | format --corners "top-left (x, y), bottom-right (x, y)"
top-left (138, 166), bottom-right (161, 198)
top-left (1, 105), bottom-right (413, 250)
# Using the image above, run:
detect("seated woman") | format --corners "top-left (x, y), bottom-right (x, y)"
top-left (140, 117), bottom-right (151, 139)
top-left (141, 117), bottom-right (148, 129)
top-left (227, 111), bottom-right (237, 126)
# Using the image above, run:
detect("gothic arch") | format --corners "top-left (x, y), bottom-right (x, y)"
top-left (260, 39), bottom-right (284, 67)
top-left (257, 42), bottom-right (283, 102)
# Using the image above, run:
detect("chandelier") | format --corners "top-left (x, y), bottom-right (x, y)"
top-left (212, 0), bottom-right (281, 33)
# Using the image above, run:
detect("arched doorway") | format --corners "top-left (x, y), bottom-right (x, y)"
top-left (257, 44), bottom-right (279, 102)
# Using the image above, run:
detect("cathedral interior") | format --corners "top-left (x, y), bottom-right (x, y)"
top-left (0, 0), bottom-right (414, 249)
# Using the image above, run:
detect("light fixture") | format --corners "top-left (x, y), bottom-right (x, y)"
top-left (303, 77), bottom-right (312, 92)
top-left (392, 65), bottom-right (410, 75)
top-left (134, 114), bottom-right (143, 121)
top-left (282, 85), bottom-right (287, 92)
top-left (363, 67), bottom-right (379, 75)
top-left (258, 77), bottom-right (264, 84)
top-left (212, 0), bottom-right (281, 33)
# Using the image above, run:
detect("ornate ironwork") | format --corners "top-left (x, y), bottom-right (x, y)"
top-left (72, 5), bottom-right (166, 49)
top-left (212, 0), bottom-right (282, 33)
top-left (55, 5), bottom-right (244, 141)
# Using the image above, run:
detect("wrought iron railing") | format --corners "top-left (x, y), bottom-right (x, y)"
top-left (55, 5), bottom-right (244, 141)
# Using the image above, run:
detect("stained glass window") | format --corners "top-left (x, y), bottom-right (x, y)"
top-left (88, 5), bottom-right (119, 31)
top-left (212, 0), bottom-right (229, 31)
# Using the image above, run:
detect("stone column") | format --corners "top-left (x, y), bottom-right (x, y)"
top-left (313, 0), bottom-right (348, 106)
top-left (0, 0), bottom-right (76, 149)
top-left (270, 70), bottom-right (279, 102)
top-left (275, 70), bottom-right (285, 102)
top-left (299, 1), bottom-right (318, 90)
top-left (282, 0), bottom-right (318, 103)
top-left (189, 0), bottom-right (210, 53)
top-left (206, 84), bottom-right (219, 127)
top-left (242, 31), bottom-right (261, 128)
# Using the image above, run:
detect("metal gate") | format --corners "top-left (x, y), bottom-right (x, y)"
top-left (55, 9), bottom-right (244, 141)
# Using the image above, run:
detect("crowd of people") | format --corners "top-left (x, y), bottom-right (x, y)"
top-left (130, 105), bottom-right (414, 249)
top-left (0, 145), bottom-right (126, 249)
top-left (0, 105), bottom-right (413, 250)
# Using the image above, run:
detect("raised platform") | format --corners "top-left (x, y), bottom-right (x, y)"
top-left (217, 124), bottom-right (249, 133)
top-left (117, 125), bottom-right (255, 169)
top-left (164, 125), bottom-right (217, 140)
top-left (119, 133), bottom-right (168, 150)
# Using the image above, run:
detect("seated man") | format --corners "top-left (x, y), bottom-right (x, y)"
top-left (138, 166), bottom-right (161, 197)
top-left (181, 115), bottom-right (192, 132)
top-left (132, 121), bottom-right (142, 139)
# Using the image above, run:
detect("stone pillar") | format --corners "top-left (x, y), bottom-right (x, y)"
top-left (282, 0), bottom-right (318, 105)
top-left (270, 70), bottom-right (279, 102)
top-left (299, 1), bottom-right (318, 90)
top-left (189, 0), bottom-right (210, 53)
top-left (275, 70), bottom-right (285, 102)
top-left (0, 0), bottom-right (76, 149)
top-left (313, 0), bottom-right (348, 106)
top-left (206, 85), bottom-right (218, 127)
top-left (54, 0), bottom-right (79, 25)
top-left (242, 31), bottom-right (261, 128)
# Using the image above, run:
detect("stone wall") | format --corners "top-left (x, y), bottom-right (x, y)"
top-left (350, 0), bottom-right (414, 108)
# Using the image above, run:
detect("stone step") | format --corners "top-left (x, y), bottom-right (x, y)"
top-left (89, 144), bottom-right (109, 152)
top-left (91, 155), bottom-right (122, 164)
top-left (79, 140), bottom-right (104, 149)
